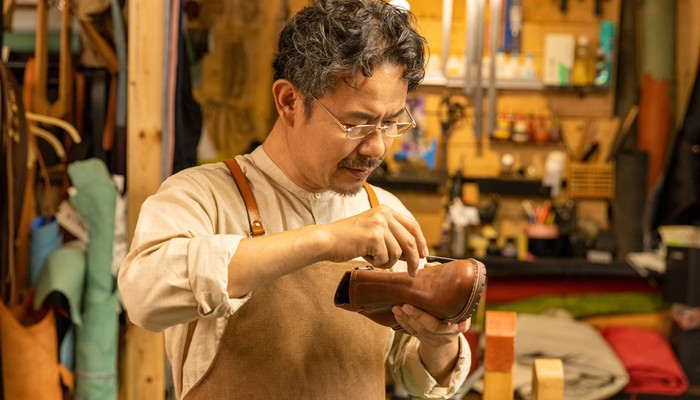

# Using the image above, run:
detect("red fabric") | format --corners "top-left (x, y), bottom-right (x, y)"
top-left (600, 325), bottom-right (688, 395)
top-left (485, 276), bottom-right (659, 303)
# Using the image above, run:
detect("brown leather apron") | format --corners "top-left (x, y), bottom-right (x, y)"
top-left (183, 159), bottom-right (389, 399)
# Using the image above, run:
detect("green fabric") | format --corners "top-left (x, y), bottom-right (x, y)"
top-left (67, 158), bottom-right (118, 400)
top-left (74, 292), bottom-right (119, 400)
top-left (485, 292), bottom-right (669, 319)
top-left (2, 31), bottom-right (81, 54)
top-left (33, 247), bottom-right (86, 326)
top-left (68, 159), bottom-right (117, 300)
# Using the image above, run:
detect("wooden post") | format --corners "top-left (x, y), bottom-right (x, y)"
top-left (483, 310), bottom-right (517, 400)
top-left (531, 358), bottom-right (564, 400)
top-left (120, 0), bottom-right (166, 399)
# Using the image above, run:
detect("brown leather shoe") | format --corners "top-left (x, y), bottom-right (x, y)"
top-left (334, 258), bottom-right (486, 331)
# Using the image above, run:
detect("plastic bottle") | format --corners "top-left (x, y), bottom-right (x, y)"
top-left (549, 113), bottom-right (562, 142)
top-left (512, 113), bottom-right (530, 143)
top-left (542, 151), bottom-right (567, 198)
top-left (446, 55), bottom-right (463, 78)
top-left (505, 51), bottom-right (520, 79)
top-left (495, 49), bottom-right (507, 79)
top-left (533, 114), bottom-right (549, 143)
top-left (493, 113), bottom-right (512, 141)
top-left (572, 35), bottom-right (594, 86)
top-left (595, 21), bottom-right (615, 87)
top-left (521, 52), bottom-right (536, 79)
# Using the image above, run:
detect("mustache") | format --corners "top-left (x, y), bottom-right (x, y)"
top-left (338, 157), bottom-right (383, 170)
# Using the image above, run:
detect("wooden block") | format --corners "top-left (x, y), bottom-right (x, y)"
top-left (531, 358), bottom-right (564, 400)
top-left (483, 369), bottom-right (514, 400)
top-left (484, 310), bottom-right (517, 372)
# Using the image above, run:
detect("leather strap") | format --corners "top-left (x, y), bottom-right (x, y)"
top-left (363, 182), bottom-right (379, 208)
top-left (179, 319), bottom-right (198, 392)
top-left (224, 158), bottom-right (265, 236)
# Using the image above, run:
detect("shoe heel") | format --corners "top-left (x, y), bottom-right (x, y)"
top-left (445, 258), bottom-right (487, 323)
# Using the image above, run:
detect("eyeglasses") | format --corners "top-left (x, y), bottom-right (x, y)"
top-left (312, 96), bottom-right (416, 140)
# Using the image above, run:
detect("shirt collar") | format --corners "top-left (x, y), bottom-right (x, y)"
top-left (248, 146), bottom-right (336, 202)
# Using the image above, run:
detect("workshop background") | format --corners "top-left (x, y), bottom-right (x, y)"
top-left (1, 0), bottom-right (699, 399)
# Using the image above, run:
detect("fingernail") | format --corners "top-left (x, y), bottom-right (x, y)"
top-left (402, 305), bottom-right (413, 315)
top-left (392, 306), bottom-right (403, 316)
top-left (423, 246), bottom-right (430, 257)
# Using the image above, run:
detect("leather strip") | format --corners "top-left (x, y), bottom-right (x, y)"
top-left (224, 158), bottom-right (265, 236)
top-left (363, 182), bottom-right (379, 208)
top-left (179, 319), bottom-right (198, 393)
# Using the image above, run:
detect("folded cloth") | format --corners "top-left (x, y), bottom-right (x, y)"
top-left (486, 292), bottom-right (668, 319)
top-left (599, 325), bottom-right (689, 395)
top-left (472, 312), bottom-right (630, 400)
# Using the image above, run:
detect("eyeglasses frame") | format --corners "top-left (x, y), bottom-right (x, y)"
top-left (312, 96), bottom-right (416, 140)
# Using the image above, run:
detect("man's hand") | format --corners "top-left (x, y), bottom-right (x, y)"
top-left (392, 304), bottom-right (470, 386)
top-left (324, 205), bottom-right (429, 275)
top-left (392, 304), bottom-right (470, 347)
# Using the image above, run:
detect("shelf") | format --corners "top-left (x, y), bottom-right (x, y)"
top-left (421, 75), bottom-right (612, 95)
top-left (474, 178), bottom-right (552, 197)
top-left (481, 256), bottom-right (647, 279)
top-left (488, 139), bottom-right (565, 148)
top-left (367, 168), bottom-right (448, 193)
top-left (422, 75), bottom-right (544, 91)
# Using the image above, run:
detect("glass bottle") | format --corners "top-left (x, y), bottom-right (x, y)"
top-left (572, 35), bottom-right (594, 86)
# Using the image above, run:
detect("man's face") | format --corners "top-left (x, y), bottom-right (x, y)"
top-left (287, 64), bottom-right (409, 196)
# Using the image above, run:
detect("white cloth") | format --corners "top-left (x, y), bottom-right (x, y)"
top-left (118, 146), bottom-right (470, 399)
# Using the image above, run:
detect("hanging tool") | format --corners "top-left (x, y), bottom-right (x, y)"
top-left (442, 0), bottom-right (454, 79)
top-left (438, 97), bottom-right (466, 172)
top-left (594, 0), bottom-right (609, 16)
top-left (507, 0), bottom-right (522, 53)
top-left (464, 0), bottom-right (485, 96)
top-left (32, 0), bottom-right (73, 119)
top-left (465, 0), bottom-right (486, 153)
top-left (487, 0), bottom-right (502, 142)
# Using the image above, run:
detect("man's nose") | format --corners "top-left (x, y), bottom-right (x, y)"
top-left (356, 129), bottom-right (391, 159)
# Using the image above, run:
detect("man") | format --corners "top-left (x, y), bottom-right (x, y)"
top-left (118, 0), bottom-right (471, 398)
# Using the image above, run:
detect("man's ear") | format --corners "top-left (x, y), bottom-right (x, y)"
top-left (272, 79), bottom-right (302, 127)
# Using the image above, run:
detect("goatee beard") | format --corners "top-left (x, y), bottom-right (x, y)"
top-left (329, 156), bottom-right (383, 197)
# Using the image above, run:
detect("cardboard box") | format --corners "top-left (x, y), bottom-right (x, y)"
top-left (543, 34), bottom-right (575, 86)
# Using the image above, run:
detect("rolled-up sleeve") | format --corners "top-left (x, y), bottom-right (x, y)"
top-left (118, 172), bottom-right (250, 332)
top-left (386, 331), bottom-right (471, 399)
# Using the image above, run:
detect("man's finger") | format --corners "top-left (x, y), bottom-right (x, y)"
top-left (390, 211), bottom-right (428, 260)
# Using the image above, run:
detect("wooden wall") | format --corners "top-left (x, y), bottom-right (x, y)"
top-left (391, 0), bottom-right (622, 247)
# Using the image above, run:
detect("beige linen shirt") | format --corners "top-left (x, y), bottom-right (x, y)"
top-left (118, 147), bottom-right (470, 399)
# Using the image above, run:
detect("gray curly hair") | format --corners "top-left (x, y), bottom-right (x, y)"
top-left (273, 0), bottom-right (427, 118)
